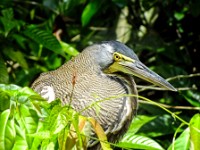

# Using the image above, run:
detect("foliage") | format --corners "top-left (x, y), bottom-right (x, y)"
top-left (0, 0), bottom-right (200, 149)
top-left (0, 84), bottom-right (111, 150)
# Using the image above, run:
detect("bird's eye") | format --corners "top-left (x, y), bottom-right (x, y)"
top-left (114, 53), bottom-right (121, 61)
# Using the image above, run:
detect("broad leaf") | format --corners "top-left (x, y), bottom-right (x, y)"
top-left (182, 91), bottom-right (200, 107)
top-left (12, 124), bottom-right (28, 150)
top-left (3, 48), bottom-right (28, 69)
top-left (118, 134), bottom-right (164, 150)
top-left (190, 113), bottom-right (200, 150)
top-left (0, 8), bottom-right (24, 36)
top-left (0, 109), bottom-right (10, 150)
top-left (127, 115), bottom-right (156, 134)
top-left (168, 128), bottom-right (190, 150)
top-left (23, 26), bottom-right (65, 57)
top-left (5, 118), bottom-right (16, 150)
top-left (81, 0), bottom-right (102, 26)
top-left (137, 114), bottom-right (179, 137)
top-left (59, 41), bottom-right (79, 56)
top-left (0, 84), bottom-right (43, 149)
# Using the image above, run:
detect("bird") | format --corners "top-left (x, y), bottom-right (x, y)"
top-left (31, 41), bottom-right (176, 149)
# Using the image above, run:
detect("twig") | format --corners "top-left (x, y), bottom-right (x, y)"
top-left (89, 26), bottom-right (107, 31)
top-left (138, 100), bottom-right (200, 111)
top-left (166, 73), bottom-right (200, 82)
top-left (137, 85), bottom-right (197, 92)
top-left (80, 94), bottom-right (190, 126)
top-left (137, 95), bottom-right (190, 125)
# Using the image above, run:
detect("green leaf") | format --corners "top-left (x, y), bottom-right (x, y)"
top-left (174, 12), bottom-right (185, 21)
top-left (58, 128), bottom-right (71, 150)
top-left (0, 8), bottom-right (15, 33)
top-left (3, 48), bottom-right (28, 69)
top-left (12, 124), bottom-right (28, 150)
top-left (182, 91), bottom-right (200, 107)
top-left (41, 141), bottom-right (55, 150)
top-left (5, 118), bottom-right (16, 150)
top-left (168, 128), bottom-right (190, 150)
top-left (23, 25), bottom-right (65, 57)
top-left (0, 55), bottom-right (8, 84)
top-left (137, 114), bottom-right (178, 137)
top-left (52, 112), bottom-right (68, 135)
top-left (1, 8), bottom-right (13, 19)
top-left (0, 89), bottom-right (10, 112)
top-left (81, 0), bottom-right (102, 26)
top-left (118, 134), bottom-right (164, 150)
top-left (0, 84), bottom-right (47, 149)
top-left (0, 109), bottom-right (10, 150)
top-left (14, 104), bottom-right (39, 148)
top-left (0, 8), bottom-right (24, 36)
top-left (127, 115), bottom-right (157, 134)
top-left (29, 131), bottom-right (51, 140)
top-left (49, 106), bottom-right (69, 135)
top-left (59, 41), bottom-right (79, 56)
top-left (45, 53), bottom-right (62, 69)
top-left (0, 84), bottom-right (20, 90)
top-left (190, 113), bottom-right (200, 150)
top-left (0, 17), bottom-right (16, 34)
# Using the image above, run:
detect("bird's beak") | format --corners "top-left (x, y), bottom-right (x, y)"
top-left (107, 59), bottom-right (177, 91)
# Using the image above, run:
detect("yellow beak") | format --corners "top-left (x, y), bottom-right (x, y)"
top-left (108, 59), bottom-right (177, 91)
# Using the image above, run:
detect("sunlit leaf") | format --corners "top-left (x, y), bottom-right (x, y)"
top-left (14, 105), bottom-right (39, 148)
top-left (59, 41), bottom-right (79, 56)
top-left (168, 128), bottom-right (190, 150)
top-left (52, 112), bottom-right (68, 134)
top-left (0, 109), bottom-right (10, 150)
top-left (190, 113), bottom-right (200, 150)
top-left (118, 134), bottom-right (164, 150)
top-left (58, 128), bottom-right (71, 150)
top-left (5, 118), bottom-right (16, 150)
top-left (12, 124), bottom-right (28, 150)
top-left (41, 141), bottom-right (55, 150)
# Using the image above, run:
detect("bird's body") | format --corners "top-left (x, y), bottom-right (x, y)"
top-left (32, 41), bottom-right (176, 149)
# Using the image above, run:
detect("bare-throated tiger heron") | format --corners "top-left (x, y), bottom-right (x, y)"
top-left (32, 41), bottom-right (176, 149)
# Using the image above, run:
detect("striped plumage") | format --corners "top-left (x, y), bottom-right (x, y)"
top-left (32, 41), bottom-right (176, 149)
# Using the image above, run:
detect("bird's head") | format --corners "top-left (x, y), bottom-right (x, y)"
top-left (87, 40), bottom-right (176, 91)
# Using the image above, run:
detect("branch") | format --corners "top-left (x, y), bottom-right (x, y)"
top-left (166, 73), bottom-right (200, 82)
top-left (139, 100), bottom-right (200, 111)
top-left (137, 85), bottom-right (197, 92)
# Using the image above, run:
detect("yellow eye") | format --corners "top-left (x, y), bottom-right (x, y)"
top-left (114, 53), bottom-right (121, 61)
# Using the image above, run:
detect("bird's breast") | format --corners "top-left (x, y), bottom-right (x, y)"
top-left (60, 72), bottom-right (137, 135)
